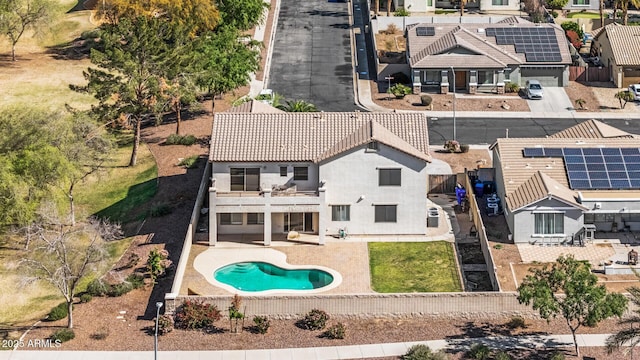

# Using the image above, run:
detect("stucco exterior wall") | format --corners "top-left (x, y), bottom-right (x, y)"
top-left (319, 144), bottom-right (428, 235)
top-left (211, 162), bottom-right (320, 192)
top-left (478, 0), bottom-right (519, 12)
top-left (512, 198), bottom-right (584, 243)
top-left (593, 33), bottom-right (619, 86)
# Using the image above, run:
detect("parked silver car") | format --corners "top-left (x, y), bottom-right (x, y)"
top-left (629, 84), bottom-right (640, 101)
top-left (525, 80), bottom-right (544, 100)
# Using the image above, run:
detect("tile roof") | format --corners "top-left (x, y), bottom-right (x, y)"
top-left (594, 23), bottom-right (640, 66)
top-left (407, 22), bottom-right (571, 69)
top-left (209, 112), bottom-right (431, 163)
top-left (495, 135), bottom-right (640, 210)
top-left (507, 171), bottom-right (587, 211)
top-left (549, 119), bottom-right (637, 139)
top-left (226, 100), bottom-right (285, 113)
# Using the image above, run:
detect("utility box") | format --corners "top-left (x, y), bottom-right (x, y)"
top-left (427, 207), bottom-right (439, 227)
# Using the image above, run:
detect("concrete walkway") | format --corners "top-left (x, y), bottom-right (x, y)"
top-left (2, 333), bottom-right (614, 359)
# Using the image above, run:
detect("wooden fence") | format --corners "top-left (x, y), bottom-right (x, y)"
top-left (569, 65), bottom-right (610, 82)
top-left (429, 174), bottom-right (458, 194)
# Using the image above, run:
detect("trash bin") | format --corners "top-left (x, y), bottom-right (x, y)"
top-left (474, 181), bottom-right (484, 197)
top-left (427, 207), bottom-right (439, 227)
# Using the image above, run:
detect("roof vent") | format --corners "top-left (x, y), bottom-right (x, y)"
top-left (576, 140), bottom-right (586, 145)
top-left (477, 28), bottom-right (485, 33)
top-left (525, 163), bottom-right (532, 168)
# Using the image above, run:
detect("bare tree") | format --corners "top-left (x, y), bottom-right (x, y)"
top-left (20, 207), bottom-right (122, 329)
top-left (0, 0), bottom-right (56, 61)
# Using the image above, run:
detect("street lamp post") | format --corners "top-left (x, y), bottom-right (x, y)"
top-left (385, 76), bottom-right (394, 101)
top-left (450, 66), bottom-right (456, 141)
top-left (154, 302), bottom-right (163, 360)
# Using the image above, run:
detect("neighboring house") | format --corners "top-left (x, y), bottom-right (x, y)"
top-left (405, 17), bottom-right (572, 94)
top-left (491, 119), bottom-right (640, 244)
top-left (396, 0), bottom-right (519, 13)
top-left (562, 0), bottom-right (598, 12)
top-left (208, 110), bottom-right (431, 246)
top-left (592, 23), bottom-right (640, 88)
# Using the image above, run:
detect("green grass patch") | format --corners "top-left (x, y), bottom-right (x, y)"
top-left (368, 241), bottom-right (462, 293)
top-left (75, 144), bottom-right (158, 223)
top-left (566, 11), bottom-right (600, 18)
top-left (435, 9), bottom-right (457, 14)
top-left (178, 155), bottom-right (199, 168)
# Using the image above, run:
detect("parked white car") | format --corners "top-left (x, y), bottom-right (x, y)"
top-left (629, 84), bottom-right (640, 101)
top-left (525, 80), bottom-right (544, 100)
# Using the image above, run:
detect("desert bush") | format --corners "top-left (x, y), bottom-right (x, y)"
top-left (493, 244), bottom-right (503, 250)
top-left (323, 323), bottom-right (346, 339)
top-left (505, 82), bottom-right (520, 93)
top-left (165, 134), bottom-right (197, 146)
top-left (253, 316), bottom-right (270, 334)
top-left (466, 343), bottom-right (491, 360)
top-left (106, 281), bottom-right (134, 297)
top-left (147, 249), bottom-right (172, 283)
top-left (549, 351), bottom-right (565, 360)
top-left (381, 23), bottom-right (399, 35)
top-left (421, 95), bottom-right (433, 106)
top-left (459, 144), bottom-right (470, 153)
top-left (50, 329), bottom-right (75, 343)
top-left (47, 302), bottom-right (69, 321)
top-left (79, 293), bottom-right (93, 303)
top-left (402, 344), bottom-right (449, 360)
top-left (506, 316), bottom-right (526, 329)
top-left (394, 8), bottom-right (410, 16)
top-left (228, 294), bottom-right (245, 333)
top-left (175, 300), bottom-right (222, 330)
top-left (494, 351), bottom-right (512, 360)
top-left (301, 309), bottom-right (329, 330)
top-left (157, 314), bottom-right (174, 335)
top-left (178, 155), bottom-right (199, 169)
top-left (389, 83), bottom-right (412, 98)
top-left (86, 278), bottom-right (108, 297)
top-left (444, 140), bottom-right (460, 153)
top-left (126, 273), bottom-right (145, 289)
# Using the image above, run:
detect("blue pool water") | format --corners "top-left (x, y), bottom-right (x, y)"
top-left (214, 262), bottom-right (334, 292)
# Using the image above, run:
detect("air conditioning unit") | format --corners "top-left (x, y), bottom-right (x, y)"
top-left (594, 203), bottom-right (602, 210)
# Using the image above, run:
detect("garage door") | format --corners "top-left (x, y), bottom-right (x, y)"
top-left (520, 67), bottom-right (563, 87)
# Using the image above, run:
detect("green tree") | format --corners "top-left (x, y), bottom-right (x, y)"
top-left (75, 17), bottom-right (191, 166)
top-left (194, 26), bottom-right (261, 112)
top-left (547, 0), bottom-right (570, 9)
top-left (20, 210), bottom-right (122, 329)
top-left (0, 0), bottom-right (56, 61)
top-left (278, 99), bottom-right (319, 112)
top-left (607, 286), bottom-right (640, 358)
top-left (216, 0), bottom-right (269, 31)
top-left (618, 0), bottom-right (640, 24)
top-left (517, 255), bottom-right (628, 357)
top-left (615, 90), bottom-right (635, 109)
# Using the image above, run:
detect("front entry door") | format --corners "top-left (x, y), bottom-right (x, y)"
top-left (455, 71), bottom-right (466, 90)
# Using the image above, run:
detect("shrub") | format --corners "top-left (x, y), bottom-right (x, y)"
top-left (106, 281), bottom-right (134, 297)
top-left (301, 309), bottom-right (329, 330)
top-left (175, 300), bottom-right (222, 330)
top-left (494, 351), bottom-right (512, 360)
top-left (253, 316), bottom-right (271, 334)
top-left (323, 322), bottom-right (346, 339)
top-left (381, 23), bottom-right (399, 35)
top-left (126, 273), bottom-right (145, 289)
top-left (47, 302), bottom-right (69, 321)
top-left (575, 98), bottom-right (586, 110)
top-left (150, 204), bottom-right (173, 217)
top-left (80, 293), bottom-right (93, 303)
top-left (179, 135), bottom-right (197, 145)
top-left (389, 83), bottom-right (412, 98)
top-left (228, 294), bottom-right (245, 333)
top-left (421, 95), bottom-right (433, 106)
top-left (147, 249), bottom-right (172, 283)
top-left (444, 140), bottom-right (460, 153)
top-left (391, 71), bottom-right (411, 84)
top-left (459, 144), bottom-right (470, 153)
top-left (178, 155), bottom-right (199, 169)
top-left (550, 351), bottom-right (565, 360)
top-left (394, 8), bottom-right (410, 16)
top-left (125, 253), bottom-right (140, 268)
top-left (466, 343), bottom-right (491, 360)
top-left (505, 82), bottom-right (520, 93)
top-left (506, 316), bottom-right (526, 329)
top-left (50, 329), bottom-right (75, 343)
top-left (86, 278), bottom-right (108, 297)
top-left (402, 344), bottom-right (449, 360)
top-left (561, 21), bottom-right (584, 39)
top-left (157, 314), bottom-right (174, 335)
top-left (493, 244), bottom-right (503, 250)
top-left (165, 134), bottom-right (197, 146)
top-left (551, 10), bottom-right (558, 18)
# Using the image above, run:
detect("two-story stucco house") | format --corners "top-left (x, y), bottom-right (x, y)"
top-left (207, 110), bottom-right (431, 246)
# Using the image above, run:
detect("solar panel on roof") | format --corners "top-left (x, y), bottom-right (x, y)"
top-left (486, 26), bottom-right (562, 63)
top-left (523, 148), bottom-right (544, 157)
top-left (563, 147), bottom-right (640, 190)
top-left (545, 148), bottom-right (564, 157)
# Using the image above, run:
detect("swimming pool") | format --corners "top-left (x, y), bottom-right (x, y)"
top-left (214, 262), bottom-right (334, 292)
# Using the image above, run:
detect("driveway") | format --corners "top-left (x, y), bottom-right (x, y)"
top-left (526, 87), bottom-right (574, 113)
top-left (267, 0), bottom-right (357, 111)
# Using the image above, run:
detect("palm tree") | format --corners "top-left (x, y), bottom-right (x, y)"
top-left (607, 287), bottom-right (640, 358)
top-left (615, 90), bottom-right (634, 109)
top-left (278, 99), bottom-right (319, 112)
top-left (575, 98), bottom-right (586, 110)
top-left (619, 0), bottom-right (640, 24)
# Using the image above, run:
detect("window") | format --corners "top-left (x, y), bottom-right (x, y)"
top-left (478, 71), bottom-right (494, 85)
top-left (573, 0), bottom-right (590, 5)
top-left (492, 0), bottom-right (508, 4)
top-left (534, 213), bottom-right (564, 235)
top-left (379, 168), bottom-right (401, 186)
top-left (247, 213), bottom-right (264, 225)
top-left (293, 167), bottom-right (308, 181)
top-left (504, 68), bottom-right (512, 81)
top-left (332, 205), bottom-right (350, 221)
top-left (220, 213), bottom-right (243, 225)
top-left (427, 0), bottom-right (432, 5)
top-left (230, 168), bottom-right (260, 191)
top-left (280, 166), bottom-right (287, 177)
top-left (421, 71), bottom-right (439, 85)
top-left (375, 205), bottom-right (397, 223)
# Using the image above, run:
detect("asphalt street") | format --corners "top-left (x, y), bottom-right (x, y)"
top-left (267, 0), bottom-right (357, 111)
top-left (428, 117), bottom-right (640, 145)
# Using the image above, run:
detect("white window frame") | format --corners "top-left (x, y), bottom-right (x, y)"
top-left (533, 212), bottom-right (564, 235)
top-left (331, 205), bottom-right (351, 221)
top-left (378, 168), bottom-right (401, 186)
top-left (375, 205), bottom-right (397, 223)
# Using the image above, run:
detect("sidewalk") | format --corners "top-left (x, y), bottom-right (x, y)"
top-left (1, 333), bottom-right (613, 359)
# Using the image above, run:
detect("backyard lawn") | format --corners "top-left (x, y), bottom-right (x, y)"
top-left (368, 241), bottom-right (462, 293)
top-left (567, 11), bottom-right (600, 19)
